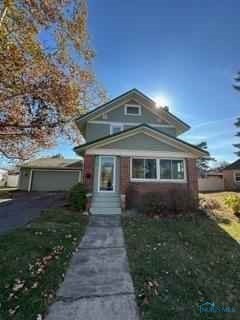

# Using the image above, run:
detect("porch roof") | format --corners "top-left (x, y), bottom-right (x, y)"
top-left (74, 124), bottom-right (209, 157)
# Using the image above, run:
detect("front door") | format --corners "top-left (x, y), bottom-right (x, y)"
top-left (98, 156), bottom-right (116, 192)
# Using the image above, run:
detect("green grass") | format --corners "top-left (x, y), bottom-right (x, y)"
top-left (123, 215), bottom-right (240, 320)
top-left (0, 189), bottom-right (15, 199)
top-left (0, 208), bottom-right (88, 320)
top-left (219, 221), bottom-right (240, 241)
top-left (200, 192), bottom-right (240, 241)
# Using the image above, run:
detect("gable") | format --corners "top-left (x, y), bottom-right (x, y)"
top-left (99, 132), bottom-right (182, 152)
top-left (94, 98), bottom-right (168, 125)
top-left (76, 89), bottom-right (190, 135)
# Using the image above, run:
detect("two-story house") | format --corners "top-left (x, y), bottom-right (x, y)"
top-left (74, 88), bottom-right (208, 214)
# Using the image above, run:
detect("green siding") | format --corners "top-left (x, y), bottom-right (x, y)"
top-left (153, 126), bottom-right (176, 136)
top-left (124, 125), bottom-right (176, 136)
top-left (95, 99), bottom-right (167, 124)
top-left (85, 122), bottom-right (176, 144)
top-left (84, 97), bottom-right (177, 143)
top-left (101, 133), bottom-right (182, 152)
top-left (86, 122), bottom-right (109, 141)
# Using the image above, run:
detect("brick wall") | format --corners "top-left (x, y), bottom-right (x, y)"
top-left (120, 157), bottom-right (130, 194)
top-left (83, 154), bottom-right (94, 192)
top-left (120, 157), bottom-right (199, 210)
top-left (186, 158), bottom-right (198, 197)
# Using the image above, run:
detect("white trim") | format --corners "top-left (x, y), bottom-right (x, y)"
top-left (130, 158), bottom-right (158, 182)
top-left (124, 104), bottom-right (142, 116)
top-left (86, 148), bottom-right (197, 158)
top-left (78, 171), bottom-right (82, 182)
top-left (97, 155), bottom-right (116, 192)
top-left (130, 157), bottom-right (187, 183)
top-left (28, 169), bottom-right (33, 192)
top-left (88, 120), bottom-right (174, 128)
top-left (110, 123), bottom-right (124, 135)
top-left (233, 171), bottom-right (240, 183)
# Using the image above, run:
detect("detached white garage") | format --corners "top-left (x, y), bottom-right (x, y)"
top-left (19, 157), bottom-right (82, 192)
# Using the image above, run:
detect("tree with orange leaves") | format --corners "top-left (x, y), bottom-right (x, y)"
top-left (0, 0), bottom-right (105, 161)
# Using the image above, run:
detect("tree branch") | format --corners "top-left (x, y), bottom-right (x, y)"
top-left (0, 5), bottom-right (8, 29)
top-left (0, 147), bottom-right (26, 160)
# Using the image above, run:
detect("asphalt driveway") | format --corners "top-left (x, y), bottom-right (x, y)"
top-left (0, 192), bottom-right (65, 235)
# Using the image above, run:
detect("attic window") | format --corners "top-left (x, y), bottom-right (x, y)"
top-left (124, 104), bottom-right (142, 116)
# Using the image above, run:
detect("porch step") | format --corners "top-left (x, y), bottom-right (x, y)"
top-left (91, 201), bottom-right (120, 208)
top-left (91, 196), bottom-right (120, 203)
top-left (90, 207), bottom-right (122, 215)
top-left (90, 193), bottom-right (121, 215)
top-left (92, 192), bottom-right (120, 199)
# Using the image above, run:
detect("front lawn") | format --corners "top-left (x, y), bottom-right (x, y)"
top-left (0, 208), bottom-right (88, 320)
top-left (200, 192), bottom-right (240, 241)
top-left (123, 215), bottom-right (240, 320)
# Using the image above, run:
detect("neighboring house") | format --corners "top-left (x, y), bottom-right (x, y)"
top-left (74, 88), bottom-right (208, 214)
top-left (0, 168), bottom-right (8, 187)
top-left (198, 173), bottom-right (224, 192)
top-left (19, 158), bottom-right (82, 192)
top-left (7, 169), bottom-right (19, 188)
top-left (222, 159), bottom-right (240, 190)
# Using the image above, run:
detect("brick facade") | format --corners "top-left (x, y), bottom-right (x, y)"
top-left (186, 158), bottom-right (199, 197)
top-left (120, 157), bottom-right (130, 194)
top-left (83, 155), bottom-right (199, 210)
top-left (119, 157), bottom-right (199, 209)
top-left (83, 154), bottom-right (94, 192)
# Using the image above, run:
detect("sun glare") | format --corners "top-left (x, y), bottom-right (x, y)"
top-left (154, 95), bottom-right (170, 109)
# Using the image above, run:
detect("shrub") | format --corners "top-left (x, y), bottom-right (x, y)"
top-left (170, 189), bottom-right (194, 214)
top-left (126, 185), bottom-right (140, 210)
top-left (199, 198), bottom-right (220, 211)
top-left (126, 186), bottom-right (197, 217)
top-left (224, 195), bottom-right (240, 214)
top-left (142, 192), bottom-right (167, 217)
top-left (68, 183), bottom-right (87, 211)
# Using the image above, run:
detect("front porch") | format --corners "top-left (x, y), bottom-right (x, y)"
top-left (74, 125), bottom-right (205, 215)
top-left (83, 154), bottom-right (198, 215)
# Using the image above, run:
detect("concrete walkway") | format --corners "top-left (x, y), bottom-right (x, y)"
top-left (46, 215), bottom-right (140, 320)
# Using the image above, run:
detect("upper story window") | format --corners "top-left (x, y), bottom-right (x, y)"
top-left (124, 104), bottom-right (142, 116)
top-left (110, 124), bottom-right (123, 135)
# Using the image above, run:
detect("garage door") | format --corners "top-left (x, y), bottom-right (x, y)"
top-left (31, 170), bottom-right (80, 191)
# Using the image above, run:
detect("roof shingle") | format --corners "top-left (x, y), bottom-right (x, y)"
top-left (20, 157), bottom-right (82, 169)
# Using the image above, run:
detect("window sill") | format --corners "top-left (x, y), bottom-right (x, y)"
top-left (130, 178), bottom-right (187, 183)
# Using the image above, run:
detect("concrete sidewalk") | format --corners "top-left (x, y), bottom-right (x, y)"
top-left (45, 215), bottom-right (140, 320)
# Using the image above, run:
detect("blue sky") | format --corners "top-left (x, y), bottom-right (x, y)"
top-left (45, 0), bottom-right (240, 164)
